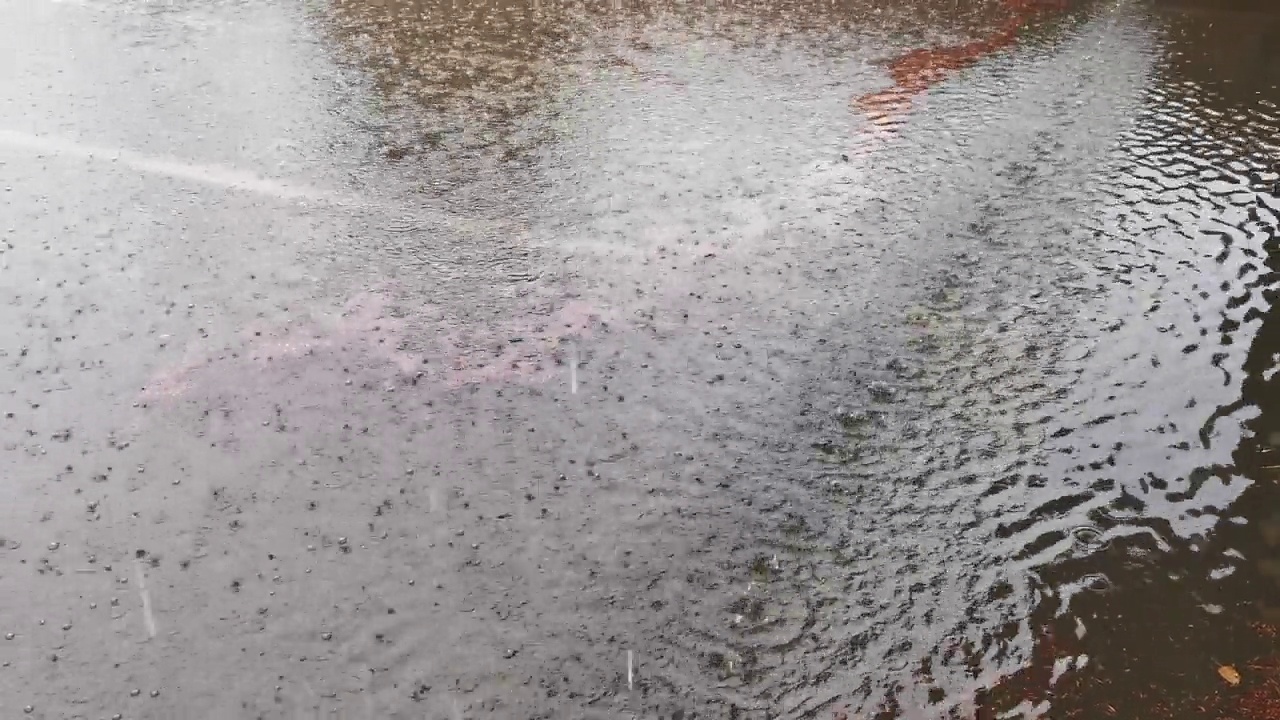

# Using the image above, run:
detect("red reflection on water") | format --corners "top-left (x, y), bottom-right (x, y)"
top-left (854, 0), bottom-right (1071, 134)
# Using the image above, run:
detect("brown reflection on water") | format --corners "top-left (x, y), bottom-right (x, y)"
top-left (323, 0), bottom-right (1058, 162)
top-left (974, 3), bottom-right (1280, 717)
top-left (326, 0), bottom-right (577, 161)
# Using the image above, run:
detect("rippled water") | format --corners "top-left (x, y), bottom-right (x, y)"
top-left (1, 0), bottom-right (1279, 717)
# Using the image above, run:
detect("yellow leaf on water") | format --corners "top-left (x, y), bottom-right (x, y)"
top-left (1218, 664), bottom-right (1242, 686)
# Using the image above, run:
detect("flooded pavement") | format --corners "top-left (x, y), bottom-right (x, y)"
top-left (2, 0), bottom-right (1280, 717)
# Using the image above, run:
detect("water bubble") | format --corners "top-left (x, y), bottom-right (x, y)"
top-left (1082, 573), bottom-right (1113, 592)
top-left (1071, 526), bottom-right (1110, 552)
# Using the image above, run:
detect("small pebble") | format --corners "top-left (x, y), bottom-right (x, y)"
top-left (130, 688), bottom-right (141, 697)
top-left (321, 632), bottom-right (332, 641)
top-left (150, 690), bottom-right (159, 698)
top-left (23, 706), bottom-right (33, 714)
top-left (4, 632), bottom-right (13, 640)
top-left (48, 542), bottom-right (60, 551)
top-left (62, 623), bottom-right (72, 631)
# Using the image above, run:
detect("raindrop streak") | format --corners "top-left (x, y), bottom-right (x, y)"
top-left (134, 559), bottom-right (157, 639)
top-left (570, 342), bottom-right (578, 394)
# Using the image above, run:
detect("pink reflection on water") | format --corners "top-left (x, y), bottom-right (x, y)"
top-left (139, 289), bottom-right (614, 402)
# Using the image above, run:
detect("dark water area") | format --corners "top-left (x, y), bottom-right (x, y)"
top-left (1, 0), bottom-right (1279, 718)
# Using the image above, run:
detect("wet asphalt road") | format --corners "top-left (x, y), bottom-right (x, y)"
top-left (2, 0), bottom-right (1280, 717)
